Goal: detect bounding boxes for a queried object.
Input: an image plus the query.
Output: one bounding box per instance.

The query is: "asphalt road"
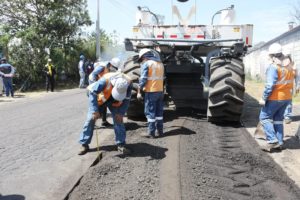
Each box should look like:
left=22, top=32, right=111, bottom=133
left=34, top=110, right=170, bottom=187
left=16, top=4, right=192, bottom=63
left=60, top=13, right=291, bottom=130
left=0, top=89, right=108, bottom=200
left=68, top=108, right=300, bottom=200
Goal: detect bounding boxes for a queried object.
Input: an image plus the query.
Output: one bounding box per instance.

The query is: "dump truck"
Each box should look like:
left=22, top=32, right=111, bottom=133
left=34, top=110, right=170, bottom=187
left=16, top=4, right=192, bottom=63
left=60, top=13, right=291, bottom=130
left=123, top=1, right=253, bottom=122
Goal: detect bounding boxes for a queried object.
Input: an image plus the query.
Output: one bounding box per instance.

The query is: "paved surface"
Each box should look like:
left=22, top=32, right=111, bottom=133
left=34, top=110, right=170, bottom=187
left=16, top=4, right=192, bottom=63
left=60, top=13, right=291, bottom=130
left=2, top=83, right=300, bottom=199
left=0, top=89, right=114, bottom=200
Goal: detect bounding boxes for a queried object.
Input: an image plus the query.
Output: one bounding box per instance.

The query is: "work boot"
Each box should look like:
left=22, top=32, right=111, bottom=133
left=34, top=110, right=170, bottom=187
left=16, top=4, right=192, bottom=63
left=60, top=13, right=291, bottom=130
left=117, top=144, right=131, bottom=155
left=101, top=121, right=113, bottom=127
left=140, top=132, right=155, bottom=139
left=284, top=118, right=292, bottom=124
left=78, top=144, right=89, bottom=155
left=157, top=131, right=164, bottom=138
left=261, top=142, right=280, bottom=152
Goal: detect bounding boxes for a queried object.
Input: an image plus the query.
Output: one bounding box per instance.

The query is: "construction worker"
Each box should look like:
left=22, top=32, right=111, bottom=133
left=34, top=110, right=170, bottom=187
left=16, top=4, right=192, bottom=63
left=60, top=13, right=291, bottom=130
left=0, top=57, right=15, bottom=97
left=259, top=43, right=294, bottom=152
left=137, top=49, right=164, bottom=138
left=78, top=71, right=132, bottom=155
left=283, top=56, right=299, bottom=124
left=108, top=57, right=122, bottom=72
left=88, top=61, right=110, bottom=127
left=78, top=54, right=86, bottom=88
left=44, top=58, right=56, bottom=92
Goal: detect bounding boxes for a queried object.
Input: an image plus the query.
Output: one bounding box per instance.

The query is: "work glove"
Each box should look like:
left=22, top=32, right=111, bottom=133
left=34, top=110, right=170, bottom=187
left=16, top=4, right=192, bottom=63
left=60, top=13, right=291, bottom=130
left=258, top=98, right=266, bottom=106
left=137, top=93, right=143, bottom=101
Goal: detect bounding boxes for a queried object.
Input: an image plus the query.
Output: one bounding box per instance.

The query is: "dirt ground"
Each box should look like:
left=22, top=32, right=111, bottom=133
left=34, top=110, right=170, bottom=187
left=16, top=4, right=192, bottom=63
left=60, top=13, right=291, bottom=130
left=67, top=78, right=300, bottom=200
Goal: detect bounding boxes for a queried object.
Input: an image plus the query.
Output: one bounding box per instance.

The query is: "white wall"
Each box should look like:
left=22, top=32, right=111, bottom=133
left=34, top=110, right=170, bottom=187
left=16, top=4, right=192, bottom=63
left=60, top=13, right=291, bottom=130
left=244, top=30, right=300, bottom=81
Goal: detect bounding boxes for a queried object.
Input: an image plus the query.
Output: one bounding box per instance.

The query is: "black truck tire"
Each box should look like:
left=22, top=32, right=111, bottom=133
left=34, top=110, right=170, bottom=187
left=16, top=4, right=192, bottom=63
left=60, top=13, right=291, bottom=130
left=123, top=55, right=145, bottom=118
left=207, top=57, right=245, bottom=122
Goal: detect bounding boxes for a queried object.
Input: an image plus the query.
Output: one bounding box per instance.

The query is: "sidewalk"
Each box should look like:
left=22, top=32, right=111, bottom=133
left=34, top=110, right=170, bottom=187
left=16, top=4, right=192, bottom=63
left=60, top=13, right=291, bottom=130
left=243, top=79, right=300, bottom=187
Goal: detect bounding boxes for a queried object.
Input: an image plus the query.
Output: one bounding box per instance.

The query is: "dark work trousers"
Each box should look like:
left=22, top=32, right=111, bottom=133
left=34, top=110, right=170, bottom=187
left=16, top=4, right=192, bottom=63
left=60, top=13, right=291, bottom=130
left=46, top=75, right=55, bottom=92
left=102, top=105, right=108, bottom=122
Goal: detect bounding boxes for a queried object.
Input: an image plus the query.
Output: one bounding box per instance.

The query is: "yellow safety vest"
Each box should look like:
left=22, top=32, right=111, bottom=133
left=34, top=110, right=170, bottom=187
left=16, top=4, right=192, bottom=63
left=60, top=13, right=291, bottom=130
left=46, top=63, right=53, bottom=76
left=144, top=60, right=164, bottom=92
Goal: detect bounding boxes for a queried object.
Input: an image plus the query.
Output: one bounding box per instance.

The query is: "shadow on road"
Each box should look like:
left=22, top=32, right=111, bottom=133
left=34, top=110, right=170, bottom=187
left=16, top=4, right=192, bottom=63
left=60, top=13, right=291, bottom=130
left=284, top=135, right=300, bottom=150
left=0, top=194, right=25, bottom=200
left=242, top=93, right=261, bottom=128
left=125, top=122, right=147, bottom=131
left=292, top=115, right=300, bottom=123
left=90, top=142, right=168, bottom=160
left=163, top=126, right=196, bottom=137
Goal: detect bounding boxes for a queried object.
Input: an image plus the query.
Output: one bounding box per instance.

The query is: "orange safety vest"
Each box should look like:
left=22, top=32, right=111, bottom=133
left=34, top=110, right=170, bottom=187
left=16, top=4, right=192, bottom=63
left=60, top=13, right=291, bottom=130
left=268, top=64, right=294, bottom=101
left=144, top=60, right=164, bottom=92
left=93, top=72, right=130, bottom=107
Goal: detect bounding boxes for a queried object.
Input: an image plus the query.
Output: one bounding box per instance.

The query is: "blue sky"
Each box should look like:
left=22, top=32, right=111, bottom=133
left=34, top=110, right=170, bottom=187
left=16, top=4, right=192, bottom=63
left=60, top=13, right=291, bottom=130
left=87, top=0, right=298, bottom=45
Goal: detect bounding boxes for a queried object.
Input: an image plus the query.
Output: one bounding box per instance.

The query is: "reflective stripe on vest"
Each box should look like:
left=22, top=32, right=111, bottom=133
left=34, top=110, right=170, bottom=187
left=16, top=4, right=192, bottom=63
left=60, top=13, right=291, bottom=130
left=268, top=65, right=294, bottom=101
left=144, top=60, right=164, bottom=92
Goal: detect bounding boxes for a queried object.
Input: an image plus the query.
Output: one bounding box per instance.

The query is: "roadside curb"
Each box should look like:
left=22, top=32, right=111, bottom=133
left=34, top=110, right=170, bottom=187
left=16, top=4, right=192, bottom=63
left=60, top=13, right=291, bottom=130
left=63, top=152, right=103, bottom=200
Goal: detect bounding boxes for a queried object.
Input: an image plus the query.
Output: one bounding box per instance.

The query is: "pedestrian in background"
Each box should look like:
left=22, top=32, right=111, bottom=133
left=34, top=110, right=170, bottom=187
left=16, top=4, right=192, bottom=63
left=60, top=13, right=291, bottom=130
left=78, top=71, right=132, bottom=155
left=88, top=61, right=111, bottom=127
left=137, top=49, right=164, bottom=138
left=86, top=60, right=94, bottom=79
left=259, top=43, right=294, bottom=152
left=78, top=54, right=86, bottom=88
left=0, top=57, right=15, bottom=97
left=0, top=72, right=3, bottom=96
left=44, top=58, right=56, bottom=92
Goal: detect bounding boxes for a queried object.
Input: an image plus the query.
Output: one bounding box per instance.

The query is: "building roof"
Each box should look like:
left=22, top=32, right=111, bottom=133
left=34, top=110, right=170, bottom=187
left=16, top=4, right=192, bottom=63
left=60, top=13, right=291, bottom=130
left=248, top=24, right=300, bottom=53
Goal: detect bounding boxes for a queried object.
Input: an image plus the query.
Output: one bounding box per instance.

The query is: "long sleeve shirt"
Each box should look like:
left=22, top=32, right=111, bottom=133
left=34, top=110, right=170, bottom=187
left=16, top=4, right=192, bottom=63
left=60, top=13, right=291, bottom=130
left=0, top=63, right=15, bottom=78
left=139, top=54, right=162, bottom=89
left=262, top=64, right=278, bottom=101
left=88, top=78, right=132, bottom=115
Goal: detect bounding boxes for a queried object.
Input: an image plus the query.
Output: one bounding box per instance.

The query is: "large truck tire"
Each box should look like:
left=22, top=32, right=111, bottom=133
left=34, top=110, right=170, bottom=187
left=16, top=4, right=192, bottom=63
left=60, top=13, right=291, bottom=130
left=207, top=57, right=245, bottom=122
left=123, top=55, right=145, bottom=118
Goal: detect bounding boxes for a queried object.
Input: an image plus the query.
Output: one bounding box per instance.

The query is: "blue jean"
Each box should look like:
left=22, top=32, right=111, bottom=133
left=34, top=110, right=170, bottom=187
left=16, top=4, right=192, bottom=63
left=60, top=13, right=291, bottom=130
left=79, top=100, right=129, bottom=146
left=79, top=71, right=85, bottom=88
left=144, top=92, right=164, bottom=135
left=259, top=100, right=291, bottom=145
left=284, top=101, right=292, bottom=119
left=3, top=77, right=14, bottom=97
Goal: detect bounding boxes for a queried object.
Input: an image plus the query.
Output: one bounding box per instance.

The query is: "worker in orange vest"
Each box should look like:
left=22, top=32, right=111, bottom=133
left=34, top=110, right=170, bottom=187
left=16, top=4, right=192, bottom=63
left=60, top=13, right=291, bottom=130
left=259, top=43, right=294, bottom=152
left=78, top=71, right=132, bottom=155
left=137, top=49, right=164, bottom=138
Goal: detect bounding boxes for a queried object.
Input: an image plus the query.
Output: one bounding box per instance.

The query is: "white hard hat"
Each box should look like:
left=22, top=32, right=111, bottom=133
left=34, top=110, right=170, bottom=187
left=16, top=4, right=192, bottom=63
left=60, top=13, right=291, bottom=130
left=111, top=78, right=129, bottom=101
left=268, top=43, right=282, bottom=55
left=138, top=48, right=152, bottom=61
left=48, top=58, right=52, bottom=62
left=110, top=57, right=121, bottom=69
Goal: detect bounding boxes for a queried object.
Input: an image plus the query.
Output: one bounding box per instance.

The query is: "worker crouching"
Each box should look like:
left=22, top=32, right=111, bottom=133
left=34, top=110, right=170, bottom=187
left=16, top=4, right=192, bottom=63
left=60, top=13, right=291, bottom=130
left=78, top=72, right=132, bottom=155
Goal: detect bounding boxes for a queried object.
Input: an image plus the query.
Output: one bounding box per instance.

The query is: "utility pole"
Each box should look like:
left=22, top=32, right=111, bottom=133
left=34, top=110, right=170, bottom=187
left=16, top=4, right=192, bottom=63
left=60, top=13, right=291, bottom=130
left=96, top=0, right=101, bottom=60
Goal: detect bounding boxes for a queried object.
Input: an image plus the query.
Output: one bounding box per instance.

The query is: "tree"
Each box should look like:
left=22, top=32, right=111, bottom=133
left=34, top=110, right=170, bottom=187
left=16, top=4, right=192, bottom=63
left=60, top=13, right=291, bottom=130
left=291, top=0, right=300, bottom=23
left=0, top=0, right=92, bottom=87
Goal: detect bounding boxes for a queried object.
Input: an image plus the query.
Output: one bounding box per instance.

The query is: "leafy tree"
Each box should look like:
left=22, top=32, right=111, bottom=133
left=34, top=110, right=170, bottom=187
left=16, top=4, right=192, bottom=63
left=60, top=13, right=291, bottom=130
left=0, top=0, right=92, bottom=88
